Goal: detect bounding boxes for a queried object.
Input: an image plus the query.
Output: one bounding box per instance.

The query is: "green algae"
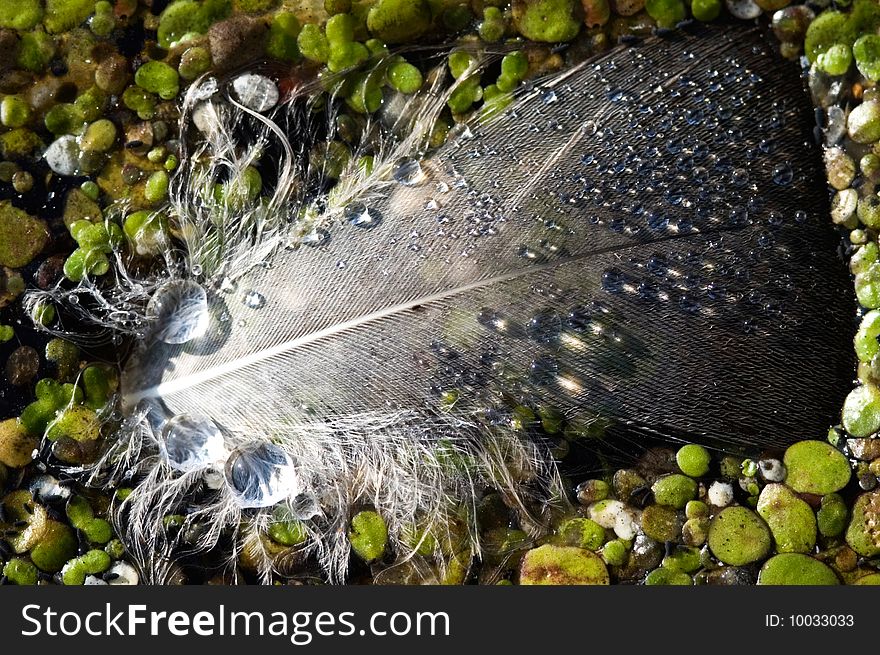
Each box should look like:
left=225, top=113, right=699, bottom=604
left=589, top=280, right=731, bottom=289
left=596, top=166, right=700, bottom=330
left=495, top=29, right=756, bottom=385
left=520, top=544, right=610, bottom=585
left=0, top=201, right=49, bottom=269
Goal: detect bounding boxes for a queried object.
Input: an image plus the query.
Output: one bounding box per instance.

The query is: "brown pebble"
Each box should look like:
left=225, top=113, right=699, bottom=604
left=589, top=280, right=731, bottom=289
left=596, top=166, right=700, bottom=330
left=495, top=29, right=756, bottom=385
left=849, top=438, right=880, bottom=461
left=34, top=254, right=66, bottom=290
left=94, top=53, right=130, bottom=95
left=5, top=346, right=40, bottom=386
left=208, top=16, right=269, bottom=74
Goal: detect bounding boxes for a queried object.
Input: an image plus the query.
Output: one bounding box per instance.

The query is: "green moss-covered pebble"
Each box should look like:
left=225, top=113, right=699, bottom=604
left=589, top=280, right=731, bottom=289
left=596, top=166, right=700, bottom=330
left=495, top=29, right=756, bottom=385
left=641, top=504, right=681, bottom=542
left=29, top=521, right=78, bottom=572
left=1, top=96, right=31, bottom=129
left=0, top=0, right=43, bottom=30
left=266, top=13, right=300, bottom=62
left=512, top=0, right=580, bottom=43
left=817, top=43, right=853, bottom=76
left=854, top=34, right=880, bottom=82
left=367, top=0, right=432, bottom=44
left=645, top=567, right=692, bottom=585
left=645, top=0, right=686, bottom=28
left=520, top=544, right=609, bottom=585
left=297, top=23, right=329, bottom=62
left=80, top=119, right=117, bottom=153
left=708, top=506, right=772, bottom=566
left=124, top=210, right=169, bottom=256
left=17, top=31, right=56, bottom=73
left=135, top=61, right=181, bottom=101
left=349, top=510, right=387, bottom=562
left=3, top=557, right=38, bottom=585
left=0, top=201, right=49, bottom=269
left=845, top=490, right=880, bottom=557
left=690, top=0, right=720, bottom=21
left=44, top=104, right=84, bottom=136
left=178, top=47, right=212, bottom=81
left=388, top=61, right=423, bottom=94
left=144, top=170, right=170, bottom=204
left=676, top=444, right=710, bottom=477
left=600, top=538, right=628, bottom=566
left=44, top=0, right=94, bottom=33
left=757, top=554, right=840, bottom=585
left=817, top=493, right=849, bottom=537
left=651, top=473, right=697, bottom=509
left=556, top=517, right=606, bottom=551
left=756, top=483, right=817, bottom=554
left=783, top=440, right=852, bottom=493
left=848, top=101, right=880, bottom=144
left=268, top=519, right=308, bottom=546
left=0, top=418, right=37, bottom=468
left=803, top=10, right=848, bottom=64
left=662, top=546, right=701, bottom=573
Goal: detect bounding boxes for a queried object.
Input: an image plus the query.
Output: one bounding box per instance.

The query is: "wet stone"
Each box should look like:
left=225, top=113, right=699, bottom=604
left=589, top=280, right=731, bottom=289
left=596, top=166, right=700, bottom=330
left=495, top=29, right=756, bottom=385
left=0, top=201, right=49, bottom=268
left=783, top=440, right=851, bottom=495
left=4, top=346, right=39, bottom=386
left=757, top=554, right=839, bottom=585
left=845, top=490, right=880, bottom=557
left=520, top=544, right=610, bottom=585
left=756, top=483, right=817, bottom=553
left=231, top=74, right=279, bottom=113
left=708, top=506, right=772, bottom=566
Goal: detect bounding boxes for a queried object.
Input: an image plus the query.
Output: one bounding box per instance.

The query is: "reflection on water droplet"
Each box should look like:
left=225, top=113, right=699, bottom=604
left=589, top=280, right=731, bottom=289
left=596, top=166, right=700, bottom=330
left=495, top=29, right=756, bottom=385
left=146, top=279, right=209, bottom=345
left=299, top=228, right=330, bottom=247
left=225, top=442, right=298, bottom=508
left=345, top=203, right=383, bottom=229
left=219, top=277, right=237, bottom=294
left=162, top=414, right=227, bottom=472
left=392, top=158, right=425, bottom=186
left=242, top=290, right=266, bottom=309
left=771, top=162, right=793, bottom=186
left=530, top=357, right=558, bottom=385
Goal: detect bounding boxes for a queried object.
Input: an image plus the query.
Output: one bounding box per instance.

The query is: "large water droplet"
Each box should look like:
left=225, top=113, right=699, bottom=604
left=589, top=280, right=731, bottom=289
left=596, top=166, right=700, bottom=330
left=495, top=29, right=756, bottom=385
left=345, top=203, right=383, bottom=229
left=162, top=414, right=227, bottom=472
left=771, top=162, right=793, bottom=186
left=146, top=279, right=209, bottom=345
left=392, top=158, right=426, bottom=186
left=242, top=290, right=266, bottom=309
left=225, top=442, right=298, bottom=508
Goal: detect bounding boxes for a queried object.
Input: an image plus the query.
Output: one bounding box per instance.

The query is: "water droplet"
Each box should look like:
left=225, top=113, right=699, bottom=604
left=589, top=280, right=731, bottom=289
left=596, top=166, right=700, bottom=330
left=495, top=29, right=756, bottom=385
left=146, top=279, right=209, bottom=345
left=541, top=89, right=558, bottom=104
left=231, top=73, right=279, bottom=113
left=162, top=414, right=227, bottom=472
left=771, top=162, right=793, bottom=186
left=530, top=356, right=559, bottom=385
left=219, top=277, right=237, bottom=294
left=345, top=203, right=383, bottom=229
left=527, top=310, right=562, bottom=344
left=242, top=290, right=266, bottom=309
left=392, top=158, right=425, bottom=186
left=299, top=228, right=330, bottom=247
left=225, top=442, right=299, bottom=509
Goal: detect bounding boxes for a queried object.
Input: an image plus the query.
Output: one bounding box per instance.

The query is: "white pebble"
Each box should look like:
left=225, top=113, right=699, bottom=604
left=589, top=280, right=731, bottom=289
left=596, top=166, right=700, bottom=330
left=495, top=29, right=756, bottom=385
left=44, top=135, right=81, bottom=177
left=708, top=481, right=734, bottom=507
left=106, top=561, right=139, bottom=586
left=758, top=458, right=786, bottom=483
left=84, top=575, right=108, bottom=586
left=232, top=74, right=279, bottom=113
left=725, top=0, right=761, bottom=19
left=192, top=100, right=229, bottom=135
left=588, top=499, right=626, bottom=529
left=613, top=508, right=641, bottom=540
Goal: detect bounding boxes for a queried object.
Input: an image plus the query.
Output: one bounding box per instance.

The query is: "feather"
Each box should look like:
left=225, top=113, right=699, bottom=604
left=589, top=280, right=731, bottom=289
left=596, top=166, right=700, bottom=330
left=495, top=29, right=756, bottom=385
left=69, top=23, right=855, bottom=582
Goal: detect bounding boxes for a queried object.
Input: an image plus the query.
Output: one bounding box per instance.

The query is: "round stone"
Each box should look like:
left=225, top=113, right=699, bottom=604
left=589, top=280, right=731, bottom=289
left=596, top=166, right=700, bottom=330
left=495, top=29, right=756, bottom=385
left=708, top=506, right=772, bottom=566
left=161, top=414, right=227, bottom=472
left=225, top=442, right=298, bottom=508
left=44, top=135, right=81, bottom=177
left=783, top=440, right=851, bottom=494
left=146, top=279, right=209, bottom=345
left=231, top=74, right=279, bottom=113
left=757, top=554, right=839, bottom=585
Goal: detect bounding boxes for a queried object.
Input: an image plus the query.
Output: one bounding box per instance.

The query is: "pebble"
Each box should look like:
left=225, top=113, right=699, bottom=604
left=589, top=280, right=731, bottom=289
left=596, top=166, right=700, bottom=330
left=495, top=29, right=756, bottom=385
left=845, top=490, right=880, bottom=557
left=231, top=74, right=279, bottom=113
left=824, top=146, right=855, bottom=190
left=105, top=561, right=139, bottom=585
left=651, top=474, right=697, bottom=508
left=44, top=135, right=81, bottom=176
left=783, top=440, right=851, bottom=495
left=757, top=458, right=786, bottom=482
left=520, top=544, right=609, bottom=585
left=757, top=553, right=840, bottom=585
left=5, top=346, right=40, bottom=386
left=756, top=483, right=817, bottom=553
left=831, top=188, right=858, bottom=225
left=707, top=480, right=734, bottom=506
left=708, top=506, right=772, bottom=566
